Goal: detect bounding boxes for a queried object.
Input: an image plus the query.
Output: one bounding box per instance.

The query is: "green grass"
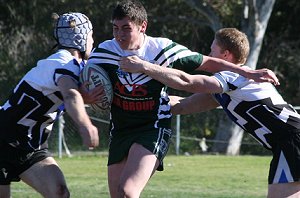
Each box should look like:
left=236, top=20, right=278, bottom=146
left=10, top=154, right=270, bottom=198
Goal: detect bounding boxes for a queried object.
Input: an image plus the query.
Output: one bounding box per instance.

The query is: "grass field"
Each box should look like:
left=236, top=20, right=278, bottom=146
left=11, top=154, right=271, bottom=198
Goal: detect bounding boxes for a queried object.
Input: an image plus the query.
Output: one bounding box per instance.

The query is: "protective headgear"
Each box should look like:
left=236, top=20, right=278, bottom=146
left=54, top=12, right=93, bottom=52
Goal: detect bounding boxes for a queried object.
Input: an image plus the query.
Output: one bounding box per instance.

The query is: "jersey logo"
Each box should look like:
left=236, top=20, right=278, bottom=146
left=1, top=168, right=8, bottom=179
left=119, top=73, right=152, bottom=92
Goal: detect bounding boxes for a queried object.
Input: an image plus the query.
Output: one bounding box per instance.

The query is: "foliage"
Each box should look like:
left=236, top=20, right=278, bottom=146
left=258, top=0, right=300, bottom=104
left=1, top=0, right=299, bottom=154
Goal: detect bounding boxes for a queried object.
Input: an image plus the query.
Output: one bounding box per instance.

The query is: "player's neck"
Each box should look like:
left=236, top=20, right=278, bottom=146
left=68, top=49, right=83, bottom=63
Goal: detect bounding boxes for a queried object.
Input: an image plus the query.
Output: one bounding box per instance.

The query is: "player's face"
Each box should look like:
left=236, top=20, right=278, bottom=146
left=209, top=39, right=225, bottom=60
left=113, top=16, right=147, bottom=50
left=84, top=30, right=94, bottom=60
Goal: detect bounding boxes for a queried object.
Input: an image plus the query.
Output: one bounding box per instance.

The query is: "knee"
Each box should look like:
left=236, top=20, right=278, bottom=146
left=46, top=184, right=69, bottom=198
left=57, top=184, right=70, bottom=198
left=118, top=184, right=140, bottom=198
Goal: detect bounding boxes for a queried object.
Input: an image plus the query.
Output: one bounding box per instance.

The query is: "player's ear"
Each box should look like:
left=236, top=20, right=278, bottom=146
left=223, top=50, right=231, bottom=61
left=140, top=21, right=147, bottom=33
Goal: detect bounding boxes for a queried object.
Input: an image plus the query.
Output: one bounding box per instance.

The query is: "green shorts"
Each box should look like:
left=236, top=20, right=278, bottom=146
left=108, top=127, right=172, bottom=171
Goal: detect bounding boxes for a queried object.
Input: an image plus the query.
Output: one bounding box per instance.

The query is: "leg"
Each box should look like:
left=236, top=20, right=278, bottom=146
left=19, top=157, right=70, bottom=198
left=108, top=158, right=126, bottom=198
left=268, top=182, right=300, bottom=198
left=0, top=185, right=10, bottom=198
left=119, top=143, right=159, bottom=198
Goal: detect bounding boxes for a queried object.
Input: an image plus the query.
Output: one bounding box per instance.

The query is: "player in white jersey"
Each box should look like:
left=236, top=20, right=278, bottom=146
left=120, top=28, right=300, bottom=198
left=89, top=0, right=279, bottom=197
left=0, top=13, right=99, bottom=198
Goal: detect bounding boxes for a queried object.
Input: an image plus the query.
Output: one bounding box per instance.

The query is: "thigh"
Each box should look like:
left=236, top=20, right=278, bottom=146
left=268, top=182, right=300, bottom=198
left=108, top=158, right=126, bottom=198
left=136, top=127, right=172, bottom=171
left=20, top=157, right=69, bottom=198
left=120, top=143, right=159, bottom=193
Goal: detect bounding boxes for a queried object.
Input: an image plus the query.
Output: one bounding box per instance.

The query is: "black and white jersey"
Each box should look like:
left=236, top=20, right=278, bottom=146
left=0, top=50, right=81, bottom=151
left=88, top=35, right=202, bottom=134
left=213, top=68, right=300, bottom=150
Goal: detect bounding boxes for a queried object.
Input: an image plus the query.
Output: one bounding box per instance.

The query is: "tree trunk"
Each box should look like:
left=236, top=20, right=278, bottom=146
left=211, top=115, right=244, bottom=155
left=211, top=0, right=276, bottom=155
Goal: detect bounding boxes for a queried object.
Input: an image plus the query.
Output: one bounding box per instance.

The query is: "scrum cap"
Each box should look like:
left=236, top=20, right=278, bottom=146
left=54, top=12, right=92, bottom=52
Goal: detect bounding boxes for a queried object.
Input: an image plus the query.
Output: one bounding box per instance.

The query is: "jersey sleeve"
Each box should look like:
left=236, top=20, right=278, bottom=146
left=172, top=52, right=203, bottom=73
left=158, top=42, right=203, bottom=73
left=53, top=59, right=81, bottom=86
left=213, top=71, right=250, bottom=93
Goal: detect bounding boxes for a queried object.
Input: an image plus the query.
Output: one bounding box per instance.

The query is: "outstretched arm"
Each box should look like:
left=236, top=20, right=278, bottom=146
left=57, top=76, right=99, bottom=149
left=199, top=55, right=279, bottom=85
left=119, top=56, right=223, bottom=94
left=170, top=93, right=219, bottom=115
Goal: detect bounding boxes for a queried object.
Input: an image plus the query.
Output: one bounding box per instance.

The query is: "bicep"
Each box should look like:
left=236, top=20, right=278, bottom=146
left=187, top=75, right=223, bottom=93
left=57, top=76, right=79, bottom=98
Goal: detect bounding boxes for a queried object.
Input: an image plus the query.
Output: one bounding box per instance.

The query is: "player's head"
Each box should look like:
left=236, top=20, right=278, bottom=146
left=112, top=0, right=147, bottom=26
left=53, top=12, right=93, bottom=57
left=209, top=28, right=249, bottom=64
left=112, top=0, right=147, bottom=50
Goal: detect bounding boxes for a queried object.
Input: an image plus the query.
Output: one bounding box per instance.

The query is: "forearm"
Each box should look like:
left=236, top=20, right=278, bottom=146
left=199, top=56, right=247, bottom=76
left=63, top=89, right=92, bottom=126
left=199, top=56, right=279, bottom=85
left=141, top=61, right=195, bottom=91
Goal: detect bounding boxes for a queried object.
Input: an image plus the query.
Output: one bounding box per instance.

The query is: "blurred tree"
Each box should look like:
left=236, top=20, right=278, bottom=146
left=0, top=0, right=299, bottom=155
left=179, top=0, right=276, bottom=155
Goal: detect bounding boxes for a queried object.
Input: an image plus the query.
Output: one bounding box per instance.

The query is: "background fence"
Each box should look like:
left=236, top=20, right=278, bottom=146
left=48, top=105, right=298, bottom=157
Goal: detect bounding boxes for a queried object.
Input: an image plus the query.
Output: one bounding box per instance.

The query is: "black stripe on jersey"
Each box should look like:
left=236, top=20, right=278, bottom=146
left=7, top=81, right=59, bottom=149
left=228, top=82, right=238, bottom=91
left=90, top=48, right=121, bottom=59
left=53, top=69, right=79, bottom=86
left=53, top=91, right=63, bottom=101
left=127, top=73, right=150, bottom=84
left=214, top=93, right=236, bottom=121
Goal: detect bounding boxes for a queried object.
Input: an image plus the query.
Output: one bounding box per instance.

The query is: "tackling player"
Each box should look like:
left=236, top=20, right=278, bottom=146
left=0, top=12, right=99, bottom=198
left=120, top=28, right=300, bottom=198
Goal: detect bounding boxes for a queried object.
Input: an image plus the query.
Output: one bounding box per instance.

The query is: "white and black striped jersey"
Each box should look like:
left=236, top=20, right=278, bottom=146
left=88, top=35, right=203, bottom=134
left=0, top=50, right=81, bottom=151
left=213, top=68, right=300, bottom=150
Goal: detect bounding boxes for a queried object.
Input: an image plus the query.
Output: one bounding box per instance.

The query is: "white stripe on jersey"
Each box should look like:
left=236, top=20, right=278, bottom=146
left=161, top=50, right=199, bottom=68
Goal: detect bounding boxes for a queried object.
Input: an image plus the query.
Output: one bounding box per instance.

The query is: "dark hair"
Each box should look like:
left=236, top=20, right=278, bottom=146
left=112, top=0, right=147, bottom=25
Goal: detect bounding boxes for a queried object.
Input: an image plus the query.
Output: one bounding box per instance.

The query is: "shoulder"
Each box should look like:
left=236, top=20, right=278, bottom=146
left=46, top=50, right=74, bottom=65
left=147, top=36, right=173, bottom=45
left=96, top=39, right=119, bottom=50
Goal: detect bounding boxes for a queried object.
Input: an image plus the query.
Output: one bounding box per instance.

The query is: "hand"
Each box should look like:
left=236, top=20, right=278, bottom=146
left=246, top=68, right=280, bottom=85
left=79, top=81, right=105, bottom=104
left=79, top=124, right=99, bottom=149
left=119, top=55, right=145, bottom=73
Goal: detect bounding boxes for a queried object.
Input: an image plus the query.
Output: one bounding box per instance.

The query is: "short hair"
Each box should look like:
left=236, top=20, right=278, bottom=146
left=215, top=28, right=250, bottom=64
left=112, top=0, right=147, bottom=25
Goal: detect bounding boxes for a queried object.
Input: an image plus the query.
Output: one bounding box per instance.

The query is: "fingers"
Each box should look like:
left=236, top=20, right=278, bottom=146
left=263, top=69, right=280, bottom=86
left=86, top=127, right=99, bottom=149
